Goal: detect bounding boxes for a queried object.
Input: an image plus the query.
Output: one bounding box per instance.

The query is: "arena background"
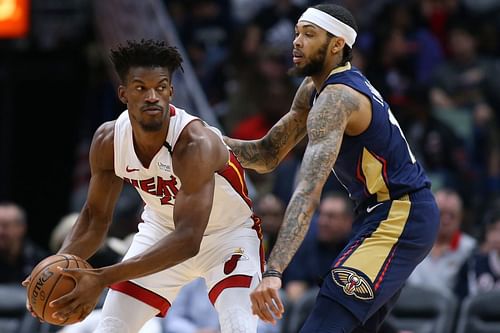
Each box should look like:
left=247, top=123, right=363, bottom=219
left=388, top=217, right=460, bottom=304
left=2, top=1, right=500, bottom=332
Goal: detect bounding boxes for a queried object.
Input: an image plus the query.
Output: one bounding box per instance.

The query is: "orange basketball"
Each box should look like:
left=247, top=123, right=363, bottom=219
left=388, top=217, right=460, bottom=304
left=27, top=253, right=92, bottom=325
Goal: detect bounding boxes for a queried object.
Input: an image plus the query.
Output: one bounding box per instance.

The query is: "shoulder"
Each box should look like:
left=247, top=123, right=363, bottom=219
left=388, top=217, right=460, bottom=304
left=91, top=121, right=116, bottom=152
left=173, top=120, right=228, bottom=174
left=318, top=84, right=362, bottom=107
left=89, top=120, right=116, bottom=170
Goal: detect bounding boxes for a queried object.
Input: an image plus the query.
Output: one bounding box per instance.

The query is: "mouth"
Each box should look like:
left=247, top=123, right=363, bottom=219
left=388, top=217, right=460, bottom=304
left=292, top=50, right=304, bottom=64
left=142, top=106, right=163, bottom=114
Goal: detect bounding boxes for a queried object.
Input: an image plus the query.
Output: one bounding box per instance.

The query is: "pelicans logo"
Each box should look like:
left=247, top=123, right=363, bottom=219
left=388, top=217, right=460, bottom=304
left=332, top=268, right=374, bottom=300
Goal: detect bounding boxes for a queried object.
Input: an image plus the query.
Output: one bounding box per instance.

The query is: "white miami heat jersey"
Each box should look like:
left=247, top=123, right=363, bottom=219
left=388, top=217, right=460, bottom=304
left=114, top=105, right=254, bottom=233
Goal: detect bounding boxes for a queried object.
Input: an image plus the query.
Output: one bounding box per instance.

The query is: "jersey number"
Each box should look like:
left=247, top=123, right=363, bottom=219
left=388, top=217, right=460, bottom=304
left=388, top=109, right=416, bottom=163
left=364, top=79, right=416, bottom=163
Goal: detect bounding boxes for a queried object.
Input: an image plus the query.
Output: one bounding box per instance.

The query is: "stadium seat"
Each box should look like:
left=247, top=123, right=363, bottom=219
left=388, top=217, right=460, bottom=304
left=455, top=290, right=500, bottom=333
left=0, top=284, right=29, bottom=333
left=388, top=284, right=458, bottom=333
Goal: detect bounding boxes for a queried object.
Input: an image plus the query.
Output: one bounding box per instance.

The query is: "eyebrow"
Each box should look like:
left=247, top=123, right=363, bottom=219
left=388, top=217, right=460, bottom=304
left=296, top=23, right=319, bottom=30
left=130, top=78, right=169, bottom=84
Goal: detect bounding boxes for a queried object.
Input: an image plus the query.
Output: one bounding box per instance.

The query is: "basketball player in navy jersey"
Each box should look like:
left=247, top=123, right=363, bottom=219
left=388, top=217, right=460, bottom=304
left=224, top=4, right=440, bottom=332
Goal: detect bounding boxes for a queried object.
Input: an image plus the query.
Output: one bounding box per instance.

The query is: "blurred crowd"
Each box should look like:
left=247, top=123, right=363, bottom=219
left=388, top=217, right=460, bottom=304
left=2, top=0, right=500, bottom=332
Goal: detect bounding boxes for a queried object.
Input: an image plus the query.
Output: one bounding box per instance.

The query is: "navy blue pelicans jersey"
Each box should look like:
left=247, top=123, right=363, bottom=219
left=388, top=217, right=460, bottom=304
left=311, top=63, right=431, bottom=206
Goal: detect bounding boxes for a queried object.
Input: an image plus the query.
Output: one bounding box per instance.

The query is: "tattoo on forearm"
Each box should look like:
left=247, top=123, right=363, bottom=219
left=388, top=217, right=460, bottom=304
left=225, top=79, right=313, bottom=172
left=267, top=86, right=359, bottom=272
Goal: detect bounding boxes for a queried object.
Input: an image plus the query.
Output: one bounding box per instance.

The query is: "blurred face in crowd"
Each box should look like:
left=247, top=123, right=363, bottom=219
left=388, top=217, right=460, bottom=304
left=0, top=204, right=26, bottom=258
left=449, top=28, right=476, bottom=62
left=291, top=22, right=333, bottom=76
left=256, top=194, right=284, bottom=236
left=317, top=196, right=352, bottom=244
left=485, top=220, right=500, bottom=252
left=435, top=191, right=463, bottom=239
left=119, top=66, right=173, bottom=132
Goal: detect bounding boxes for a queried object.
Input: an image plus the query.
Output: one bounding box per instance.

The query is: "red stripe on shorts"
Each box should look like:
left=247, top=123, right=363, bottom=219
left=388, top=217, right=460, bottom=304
left=208, top=274, right=252, bottom=305
left=109, top=281, right=171, bottom=317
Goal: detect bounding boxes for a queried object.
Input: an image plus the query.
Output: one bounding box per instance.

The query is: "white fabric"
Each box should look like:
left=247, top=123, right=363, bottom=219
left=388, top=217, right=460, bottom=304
left=298, top=7, right=357, bottom=47
left=122, top=222, right=261, bottom=302
left=215, top=285, right=259, bottom=333
left=407, top=233, right=477, bottom=293
left=114, top=105, right=253, bottom=234
left=94, top=291, right=162, bottom=333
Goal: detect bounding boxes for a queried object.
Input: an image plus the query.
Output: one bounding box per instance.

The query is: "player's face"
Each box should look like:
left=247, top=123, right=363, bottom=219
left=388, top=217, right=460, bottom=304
left=290, top=22, right=331, bottom=77
left=119, top=66, right=173, bottom=132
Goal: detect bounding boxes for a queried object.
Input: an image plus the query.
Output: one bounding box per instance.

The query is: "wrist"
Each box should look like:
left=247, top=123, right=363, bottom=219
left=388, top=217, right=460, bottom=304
left=262, top=269, right=282, bottom=279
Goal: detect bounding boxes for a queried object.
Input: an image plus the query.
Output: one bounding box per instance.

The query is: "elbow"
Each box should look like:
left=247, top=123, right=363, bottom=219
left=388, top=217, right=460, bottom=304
left=185, top=242, right=201, bottom=258
left=181, top=235, right=202, bottom=259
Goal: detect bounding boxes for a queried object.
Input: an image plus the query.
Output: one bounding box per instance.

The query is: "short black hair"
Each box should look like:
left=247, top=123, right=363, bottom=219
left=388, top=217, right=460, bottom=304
left=313, top=4, right=358, bottom=65
left=110, top=39, right=183, bottom=83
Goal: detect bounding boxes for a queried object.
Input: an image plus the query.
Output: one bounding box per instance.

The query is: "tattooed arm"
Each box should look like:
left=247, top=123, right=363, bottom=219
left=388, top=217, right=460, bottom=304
left=224, top=77, right=314, bottom=173
left=266, top=84, right=360, bottom=273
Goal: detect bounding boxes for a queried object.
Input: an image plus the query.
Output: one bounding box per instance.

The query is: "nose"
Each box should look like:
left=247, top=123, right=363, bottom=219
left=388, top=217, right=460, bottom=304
left=145, top=88, right=159, bottom=103
left=293, top=35, right=302, bottom=48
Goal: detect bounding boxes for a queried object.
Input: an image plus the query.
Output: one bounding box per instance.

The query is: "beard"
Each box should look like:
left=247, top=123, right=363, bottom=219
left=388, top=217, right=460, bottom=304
left=139, top=120, right=163, bottom=132
left=133, top=109, right=166, bottom=132
left=288, top=40, right=329, bottom=77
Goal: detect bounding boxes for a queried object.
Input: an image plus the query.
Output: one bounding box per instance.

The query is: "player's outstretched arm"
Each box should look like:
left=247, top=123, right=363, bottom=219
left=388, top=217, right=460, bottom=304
left=224, top=77, right=314, bottom=173
left=250, top=84, right=360, bottom=323
left=267, top=84, right=358, bottom=272
left=58, top=121, right=123, bottom=259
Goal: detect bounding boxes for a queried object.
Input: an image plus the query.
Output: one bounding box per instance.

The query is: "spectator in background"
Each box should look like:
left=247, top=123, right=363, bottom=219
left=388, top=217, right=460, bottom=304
left=49, top=212, right=127, bottom=268
left=429, top=20, right=500, bottom=200
left=408, top=188, right=477, bottom=294
left=254, top=194, right=285, bottom=260
left=250, top=0, right=304, bottom=56
left=403, top=88, right=469, bottom=193
left=163, top=277, right=220, bottom=333
left=0, top=202, right=48, bottom=284
left=454, top=208, right=500, bottom=300
left=283, top=191, right=353, bottom=303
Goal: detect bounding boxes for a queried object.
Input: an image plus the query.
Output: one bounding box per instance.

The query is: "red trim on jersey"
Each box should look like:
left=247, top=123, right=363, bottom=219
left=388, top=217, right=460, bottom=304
left=356, top=154, right=369, bottom=197
left=374, top=243, right=398, bottom=290
left=334, top=239, right=362, bottom=267
left=371, top=151, right=389, bottom=188
left=109, top=281, right=171, bottom=317
left=208, top=275, right=252, bottom=305
left=217, top=152, right=252, bottom=208
left=251, top=215, right=266, bottom=273
left=169, top=104, right=176, bottom=116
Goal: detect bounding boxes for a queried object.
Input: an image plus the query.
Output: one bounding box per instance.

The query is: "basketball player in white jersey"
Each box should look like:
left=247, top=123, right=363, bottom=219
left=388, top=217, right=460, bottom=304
left=23, top=39, right=262, bottom=333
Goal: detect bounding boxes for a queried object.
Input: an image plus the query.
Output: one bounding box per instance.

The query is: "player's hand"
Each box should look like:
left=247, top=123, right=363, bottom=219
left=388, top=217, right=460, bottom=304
left=21, top=275, right=44, bottom=322
left=250, top=276, right=284, bottom=324
left=50, top=268, right=103, bottom=322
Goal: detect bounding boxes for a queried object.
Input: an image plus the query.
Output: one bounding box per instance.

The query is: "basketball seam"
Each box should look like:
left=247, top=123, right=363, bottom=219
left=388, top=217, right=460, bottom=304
left=28, top=256, right=70, bottom=308
left=41, top=256, right=70, bottom=323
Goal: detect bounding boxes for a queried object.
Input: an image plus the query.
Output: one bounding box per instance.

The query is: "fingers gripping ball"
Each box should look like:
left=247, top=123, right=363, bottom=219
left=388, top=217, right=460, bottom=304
left=27, top=254, right=92, bottom=325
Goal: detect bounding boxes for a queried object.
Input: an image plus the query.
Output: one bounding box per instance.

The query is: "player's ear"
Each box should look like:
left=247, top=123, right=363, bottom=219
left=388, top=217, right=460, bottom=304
left=169, top=85, right=174, bottom=102
left=331, top=37, right=346, bottom=55
left=118, top=85, right=127, bottom=104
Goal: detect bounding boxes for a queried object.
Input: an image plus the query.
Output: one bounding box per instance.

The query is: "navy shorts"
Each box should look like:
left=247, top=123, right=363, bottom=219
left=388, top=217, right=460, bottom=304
left=305, top=188, right=439, bottom=329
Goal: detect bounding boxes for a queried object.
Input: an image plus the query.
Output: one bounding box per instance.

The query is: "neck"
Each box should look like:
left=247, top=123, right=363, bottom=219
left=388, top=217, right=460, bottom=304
left=132, top=123, right=170, bottom=165
left=311, top=60, right=350, bottom=91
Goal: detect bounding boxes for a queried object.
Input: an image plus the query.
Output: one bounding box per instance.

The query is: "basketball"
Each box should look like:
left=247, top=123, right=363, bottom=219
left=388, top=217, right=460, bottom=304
left=27, top=253, right=92, bottom=325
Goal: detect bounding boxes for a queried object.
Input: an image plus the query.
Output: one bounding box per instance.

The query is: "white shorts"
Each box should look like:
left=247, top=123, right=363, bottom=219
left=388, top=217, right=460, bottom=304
left=109, top=219, right=263, bottom=316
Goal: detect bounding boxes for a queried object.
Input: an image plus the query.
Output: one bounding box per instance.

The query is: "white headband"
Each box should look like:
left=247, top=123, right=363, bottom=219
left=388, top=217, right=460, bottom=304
left=298, top=7, right=357, bottom=47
